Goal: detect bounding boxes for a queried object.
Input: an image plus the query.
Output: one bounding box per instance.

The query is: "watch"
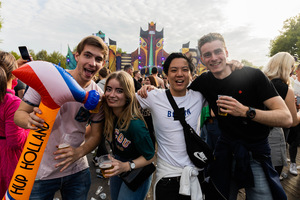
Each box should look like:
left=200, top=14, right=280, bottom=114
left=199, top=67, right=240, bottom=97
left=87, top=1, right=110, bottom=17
left=246, top=107, right=256, bottom=119
left=129, top=161, right=135, bottom=171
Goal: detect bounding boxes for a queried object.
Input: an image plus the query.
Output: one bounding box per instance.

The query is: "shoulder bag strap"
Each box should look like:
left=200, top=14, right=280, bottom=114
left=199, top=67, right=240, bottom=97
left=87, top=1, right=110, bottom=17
left=165, top=90, right=187, bottom=126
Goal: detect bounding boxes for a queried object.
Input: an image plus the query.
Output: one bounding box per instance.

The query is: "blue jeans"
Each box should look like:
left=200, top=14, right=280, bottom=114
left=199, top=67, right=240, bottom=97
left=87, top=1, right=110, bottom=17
left=29, top=168, right=91, bottom=200
left=201, top=118, right=222, bottom=150
left=229, top=157, right=273, bottom=200
left=110, top=174, right=152, bottom=200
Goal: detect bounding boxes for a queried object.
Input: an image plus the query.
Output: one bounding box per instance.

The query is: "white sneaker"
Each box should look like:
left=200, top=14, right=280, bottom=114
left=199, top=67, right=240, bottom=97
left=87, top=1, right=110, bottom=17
left=289, top=163, right=298, bottom=175
left=92, top=156, right=100, bottom=167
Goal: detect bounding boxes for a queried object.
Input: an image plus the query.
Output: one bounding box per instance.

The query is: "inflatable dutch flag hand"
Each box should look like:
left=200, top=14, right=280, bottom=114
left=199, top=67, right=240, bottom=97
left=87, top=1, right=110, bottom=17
left=3, top=61, right=99, bottom=200
left=12, top=61, right=100, bottom=110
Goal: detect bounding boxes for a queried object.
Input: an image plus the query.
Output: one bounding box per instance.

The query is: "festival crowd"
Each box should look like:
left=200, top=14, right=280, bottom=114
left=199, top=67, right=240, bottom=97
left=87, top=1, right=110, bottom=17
left=1, top=33, right=300, bottom=200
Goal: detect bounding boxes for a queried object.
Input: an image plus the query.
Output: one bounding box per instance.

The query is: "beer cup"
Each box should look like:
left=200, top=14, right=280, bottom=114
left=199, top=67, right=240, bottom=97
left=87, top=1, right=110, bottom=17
left=99, top=154, right=113, bottom=178
left=218, top=95, right=231, bottom=116
left=58, top=134, right=71, bottom=149
left=58, top=143, right=70, bottom=150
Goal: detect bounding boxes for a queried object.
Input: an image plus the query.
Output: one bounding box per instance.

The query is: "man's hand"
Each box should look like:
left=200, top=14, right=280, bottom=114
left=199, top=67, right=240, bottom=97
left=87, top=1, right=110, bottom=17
left=54, top=146, right=81, bottom=172
left=216, top=96, right=248, bottom=117
left=137, top=85, right=156, bottom=98
left=27, top=107, right=45, bottom=129
left=227, top=60, right=244, bottom=71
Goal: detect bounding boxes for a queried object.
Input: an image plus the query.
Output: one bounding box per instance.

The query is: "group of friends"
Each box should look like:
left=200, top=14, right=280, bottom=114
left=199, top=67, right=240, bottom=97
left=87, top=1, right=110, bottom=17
left=0, top=32, right=299, bottom=200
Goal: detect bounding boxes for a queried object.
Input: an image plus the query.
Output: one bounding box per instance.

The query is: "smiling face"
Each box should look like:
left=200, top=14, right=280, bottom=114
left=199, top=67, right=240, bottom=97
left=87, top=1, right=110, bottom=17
left=200, top=40, right=230, bottom=79
left=105, top=78, right=127, bottom=117
left=74, top=44, right=105, bottom=87
left=167, top=58, right=192, bottom=97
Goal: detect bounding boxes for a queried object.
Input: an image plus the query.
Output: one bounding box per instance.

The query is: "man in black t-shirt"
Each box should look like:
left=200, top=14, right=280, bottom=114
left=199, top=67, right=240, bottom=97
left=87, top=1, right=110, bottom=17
left=189, top=33, right=292, bottom=200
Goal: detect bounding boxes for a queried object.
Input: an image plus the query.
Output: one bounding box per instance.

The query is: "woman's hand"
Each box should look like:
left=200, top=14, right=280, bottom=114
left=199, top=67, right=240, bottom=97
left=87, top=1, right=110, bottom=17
left=103, top=157, right=130, bottom=177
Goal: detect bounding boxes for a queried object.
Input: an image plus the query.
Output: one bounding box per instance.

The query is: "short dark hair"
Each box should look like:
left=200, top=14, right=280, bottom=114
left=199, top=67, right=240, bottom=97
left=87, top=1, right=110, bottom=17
left=198, top=33, right=226, bottom=55
left=124, top=65, right=133, bottom=72
left=76, top=35, right=108, bottom=60
left=133, top=70, right=140, bottom=77
left=99, top=67, right=110, bottom=78
left=162, top=53, right=194, bottom=76
left=152, top=66, right=158, bottom=74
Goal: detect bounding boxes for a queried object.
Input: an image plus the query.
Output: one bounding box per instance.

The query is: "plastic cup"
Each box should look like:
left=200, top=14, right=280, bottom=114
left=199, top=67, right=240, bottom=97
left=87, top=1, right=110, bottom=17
left=99, top=154, right=113, bottom=178
left=58, top=143, right=70, bottom=150
left=218, top=95, right=230, bottom=116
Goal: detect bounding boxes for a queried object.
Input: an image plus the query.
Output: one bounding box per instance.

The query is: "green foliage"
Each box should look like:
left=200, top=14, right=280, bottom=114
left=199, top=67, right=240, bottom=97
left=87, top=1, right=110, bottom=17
left=269, top=14, right=300, bottom=58
left=36, top=50, right=48, bottom=61
left=241, top=59, right=263, bottom=70
left=10, top=51, right=20, bottom=60
left=29, top=49, right=37, bottom=60
left=48, top=51, right=66, bottom=68
left=11, top=49, right=67, bottom=69
left=117, top=48, right=126, bottom=54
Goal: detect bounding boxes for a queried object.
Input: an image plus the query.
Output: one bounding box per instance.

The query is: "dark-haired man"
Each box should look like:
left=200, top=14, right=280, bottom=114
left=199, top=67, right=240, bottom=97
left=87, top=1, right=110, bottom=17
left=152, top=66, right=165, bottom=88
left=137, top=53, right=206, bottom=199
left=124, top=65, right=141, bottom=92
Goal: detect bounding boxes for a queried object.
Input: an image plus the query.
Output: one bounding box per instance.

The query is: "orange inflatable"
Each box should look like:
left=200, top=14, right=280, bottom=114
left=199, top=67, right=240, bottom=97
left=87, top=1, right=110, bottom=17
left=3, top=61, right=99, bottom=200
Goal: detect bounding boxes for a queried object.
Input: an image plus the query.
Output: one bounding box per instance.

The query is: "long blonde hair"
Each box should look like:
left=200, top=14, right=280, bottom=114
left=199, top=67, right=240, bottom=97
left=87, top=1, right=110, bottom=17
left=263, top=52, right=295, bottom=85
left=103, top=71, right=146, bottom=140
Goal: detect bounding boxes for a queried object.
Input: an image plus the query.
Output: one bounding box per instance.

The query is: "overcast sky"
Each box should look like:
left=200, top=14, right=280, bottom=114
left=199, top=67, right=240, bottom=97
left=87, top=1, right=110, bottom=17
left=1, top=0, right=299, bottom=66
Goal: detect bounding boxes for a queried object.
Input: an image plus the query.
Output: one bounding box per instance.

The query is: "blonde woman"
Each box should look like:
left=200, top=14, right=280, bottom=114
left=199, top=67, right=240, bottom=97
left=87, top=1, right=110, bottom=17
left=102, top=71, right=155, bottom=200
left=263, top=52, right=300, bottom=177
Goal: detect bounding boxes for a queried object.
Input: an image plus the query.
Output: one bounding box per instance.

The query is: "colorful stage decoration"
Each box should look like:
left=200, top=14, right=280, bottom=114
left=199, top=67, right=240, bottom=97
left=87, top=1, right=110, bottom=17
left=108, top=38, right=117, bottom=72
left=65, top=22, right=204, bottom=75
left=3, top=61, right=99, bottom=200
left=181, top=41, right=207, bottom=75
left=131, top=22, right=169, bottom=74
left=66, top=45, right=77, bottom=70
left=182, top=42, right=190, bottom=55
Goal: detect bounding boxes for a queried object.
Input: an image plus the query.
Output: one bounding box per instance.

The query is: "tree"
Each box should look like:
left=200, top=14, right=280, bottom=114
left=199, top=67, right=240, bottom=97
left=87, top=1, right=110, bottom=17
left=11, top=49, right=67, bottom=69
left=29, top=49, right=37, bottom=60
left=36, top=50, right=48, bottom=61
left=10, top=51, right=20, bottom=60
left=241, top=59, right=263, bottom=70
left=117, top=48, right=126, bottom=54
left=48, top=51, right=66, bottom=68
left=269, top=14, right=300, bottom=58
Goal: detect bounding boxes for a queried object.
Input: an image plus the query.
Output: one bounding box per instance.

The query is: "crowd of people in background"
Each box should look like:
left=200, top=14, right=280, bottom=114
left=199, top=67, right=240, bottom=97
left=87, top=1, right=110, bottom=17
left=1, top=32, right=300, bottom=200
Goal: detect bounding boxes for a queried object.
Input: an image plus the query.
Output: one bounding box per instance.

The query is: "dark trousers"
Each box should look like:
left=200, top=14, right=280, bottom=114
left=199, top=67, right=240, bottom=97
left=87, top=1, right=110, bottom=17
left=156, top=177, right=191, bottom=200
left=155, top=174, right=222, bottom=200
left=288, top=124, right=300, bottom=163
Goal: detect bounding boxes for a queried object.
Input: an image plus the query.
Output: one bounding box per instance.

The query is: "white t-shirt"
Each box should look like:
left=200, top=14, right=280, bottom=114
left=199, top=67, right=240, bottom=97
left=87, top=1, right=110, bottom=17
left=136, top=89, right=205, bottom=167
left=23, top=81, right=104, bottom=180
left=293, top=79, right=300, bottom=96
